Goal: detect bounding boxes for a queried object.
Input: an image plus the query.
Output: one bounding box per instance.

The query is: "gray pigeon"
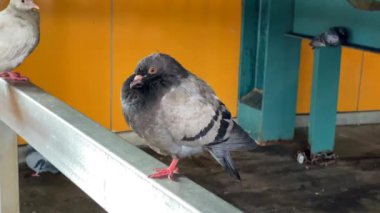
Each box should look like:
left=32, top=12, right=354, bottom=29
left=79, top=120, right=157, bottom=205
left=0, top=0, right=40, bottom=81
left=310, top=27, right=348, bottom=49
left=25, top=145, right=59, bottom=177
left=121, top=53, right=258, bottom=180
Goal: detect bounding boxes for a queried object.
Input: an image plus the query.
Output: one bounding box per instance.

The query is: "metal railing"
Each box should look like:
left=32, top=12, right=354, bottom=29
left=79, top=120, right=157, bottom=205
left=0, top=79, right=241, bottom=213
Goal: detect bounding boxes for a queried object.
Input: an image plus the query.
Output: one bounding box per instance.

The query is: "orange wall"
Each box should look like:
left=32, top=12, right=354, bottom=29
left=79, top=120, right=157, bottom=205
left=337, top=48, right=362, bottom=112
left=359, top=52, right=380, bottom=110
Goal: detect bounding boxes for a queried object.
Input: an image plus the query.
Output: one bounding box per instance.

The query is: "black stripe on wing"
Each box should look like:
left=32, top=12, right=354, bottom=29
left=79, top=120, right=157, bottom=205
left=214, top=102, right=232, bottom=142
left=182, top=111, right=219, bottom=141
left=182, top=107, right=220, bottom=142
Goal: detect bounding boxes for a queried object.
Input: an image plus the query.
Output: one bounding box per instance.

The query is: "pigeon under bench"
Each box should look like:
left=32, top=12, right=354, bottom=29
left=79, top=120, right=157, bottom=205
left=0, top=79, right=241, bottom=213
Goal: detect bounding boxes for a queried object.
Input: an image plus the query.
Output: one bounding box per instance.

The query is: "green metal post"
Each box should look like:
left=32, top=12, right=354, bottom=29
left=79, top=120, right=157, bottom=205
left=238, top=0, right=259, bottom=98
left=309, top=47, right=342, bottom=153
left=260, top=0, right=301, bottom=141
left=238, top=0, right=301, bottom=142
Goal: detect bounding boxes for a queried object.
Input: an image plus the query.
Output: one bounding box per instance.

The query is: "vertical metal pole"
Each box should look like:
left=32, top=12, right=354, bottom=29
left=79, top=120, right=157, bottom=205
left=0, top=121, right=19, bottom=213
left=309, top=47, right=342, bottom=153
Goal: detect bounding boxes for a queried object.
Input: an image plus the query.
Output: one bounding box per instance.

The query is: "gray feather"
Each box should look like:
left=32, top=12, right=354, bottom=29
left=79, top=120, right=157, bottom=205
left=310, top=27, right=348, bottom=49
left=206, top=147, right=240, bottom=180
left=205, top=122, right=257, bottom=180
left=25, top=145, right=59, bottom=175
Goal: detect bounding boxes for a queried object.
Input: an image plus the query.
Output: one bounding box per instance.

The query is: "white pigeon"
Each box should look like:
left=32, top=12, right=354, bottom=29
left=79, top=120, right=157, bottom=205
left=0, top=0, right=40, bottom=81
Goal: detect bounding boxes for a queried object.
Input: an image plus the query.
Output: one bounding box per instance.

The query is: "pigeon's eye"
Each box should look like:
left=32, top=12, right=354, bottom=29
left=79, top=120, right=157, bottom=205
left=148, top=67, right=157, bottom=75
left=21, top=0, right=25, bottom=3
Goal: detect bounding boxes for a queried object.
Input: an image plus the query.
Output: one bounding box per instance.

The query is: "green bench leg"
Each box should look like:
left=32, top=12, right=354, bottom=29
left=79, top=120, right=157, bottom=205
left=309, top=47, right=342, bottom=153
left=238, top=0, right=301, bottom=143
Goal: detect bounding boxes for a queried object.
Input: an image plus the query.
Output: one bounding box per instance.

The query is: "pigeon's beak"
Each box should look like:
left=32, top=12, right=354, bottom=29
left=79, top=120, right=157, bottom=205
left=30, top=0, right=40, bottom=10
left=130, top=75, right=144, bottom=89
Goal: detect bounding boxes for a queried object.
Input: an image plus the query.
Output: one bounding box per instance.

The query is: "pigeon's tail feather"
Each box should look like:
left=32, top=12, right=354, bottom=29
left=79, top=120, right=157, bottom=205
left=207, top=148, right=241, bottom=180
left=205, top=122, right=259, bottom=180
left=224, top=122, right=258, bottom=152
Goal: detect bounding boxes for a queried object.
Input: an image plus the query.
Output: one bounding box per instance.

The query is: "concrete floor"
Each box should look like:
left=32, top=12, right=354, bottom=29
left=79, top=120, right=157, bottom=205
left=19, top=125, right=380, bottom=213
left=19, top=165, right=105, bottom=213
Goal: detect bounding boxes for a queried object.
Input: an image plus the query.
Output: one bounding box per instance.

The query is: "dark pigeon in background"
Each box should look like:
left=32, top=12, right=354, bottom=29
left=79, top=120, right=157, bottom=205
left=310, top=27, right=348, bottom=49
left=0, top=0, right=40, bottom=81
left=121, top=53, right=258, bottom=180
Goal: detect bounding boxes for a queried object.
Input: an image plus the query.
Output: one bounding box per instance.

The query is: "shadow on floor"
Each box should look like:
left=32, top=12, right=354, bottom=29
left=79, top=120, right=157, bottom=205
left=19, top=165, right=105, bottom=213
left=20, top=125, right=380, bottom=213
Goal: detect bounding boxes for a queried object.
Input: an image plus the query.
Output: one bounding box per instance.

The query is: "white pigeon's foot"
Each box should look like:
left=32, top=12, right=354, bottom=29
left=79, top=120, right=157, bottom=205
left=0, top=71, right=29, bottom=82
left=149, top=159, right=179, bottom=181
left=0, top=71, right=7, bottom=77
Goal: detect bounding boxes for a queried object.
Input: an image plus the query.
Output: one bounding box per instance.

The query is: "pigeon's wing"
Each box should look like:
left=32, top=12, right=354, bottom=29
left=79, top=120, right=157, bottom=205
left=0, top=14, right=39, bottom=67
left=158, top=74, right=233, bottom=146
left=0, top=17, right=21, bottom=61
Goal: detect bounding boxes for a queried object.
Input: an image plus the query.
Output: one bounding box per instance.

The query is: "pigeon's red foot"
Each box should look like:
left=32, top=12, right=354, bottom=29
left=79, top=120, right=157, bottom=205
left=31, top=172, right=40, bottom=177
left=149, top=159, right=179, bottom=181
left=0, top=71, right=29, bottom=81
